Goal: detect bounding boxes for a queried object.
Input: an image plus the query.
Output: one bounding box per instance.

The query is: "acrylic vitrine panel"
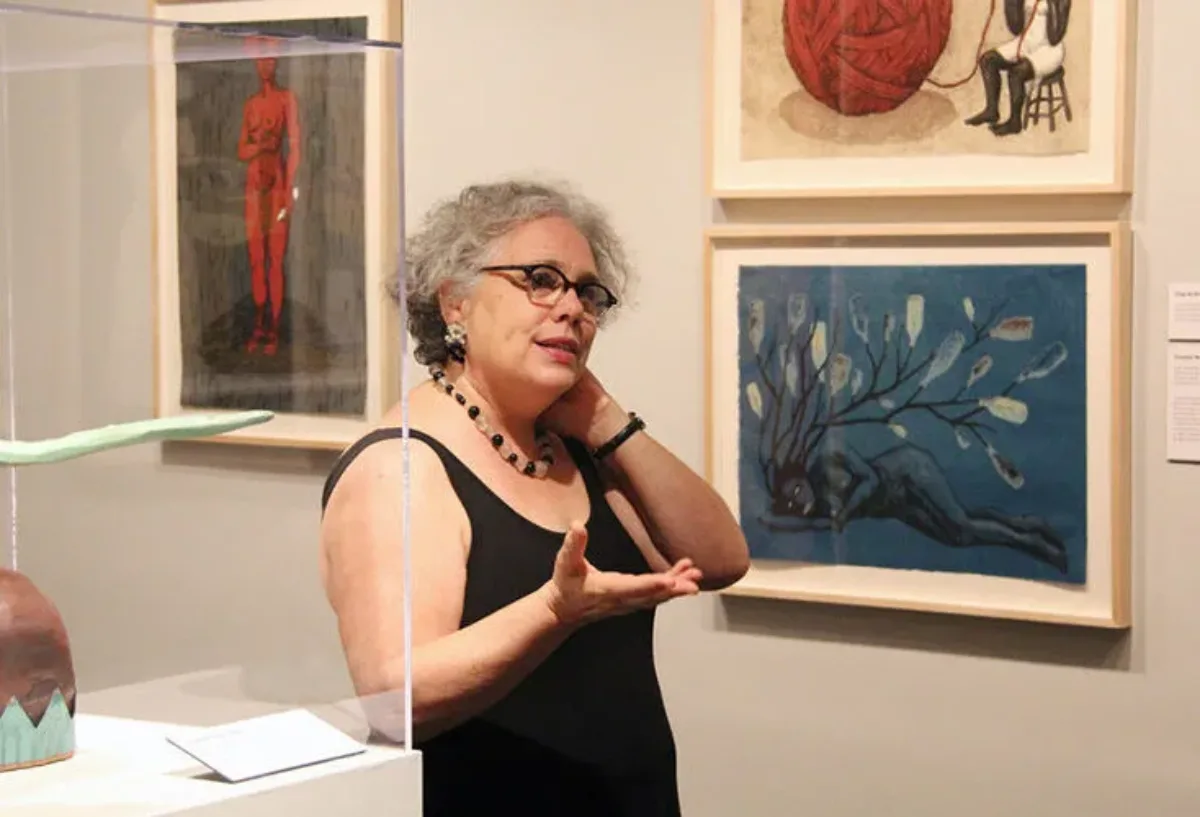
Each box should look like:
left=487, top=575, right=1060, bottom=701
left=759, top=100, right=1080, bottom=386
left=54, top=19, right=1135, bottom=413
left=0, top=4, right=416, bottom=812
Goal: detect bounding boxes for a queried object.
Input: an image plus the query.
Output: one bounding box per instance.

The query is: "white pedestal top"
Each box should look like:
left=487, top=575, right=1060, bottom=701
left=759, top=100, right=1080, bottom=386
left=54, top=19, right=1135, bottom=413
left=0, top=667, right=421, bottom=816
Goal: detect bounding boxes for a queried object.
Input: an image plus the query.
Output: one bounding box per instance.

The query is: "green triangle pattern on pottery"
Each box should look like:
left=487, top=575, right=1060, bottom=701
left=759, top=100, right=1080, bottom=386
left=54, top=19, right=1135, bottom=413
left=0, top=410, right=274, bottom=465
left=0, top=689, right=74, bottom=769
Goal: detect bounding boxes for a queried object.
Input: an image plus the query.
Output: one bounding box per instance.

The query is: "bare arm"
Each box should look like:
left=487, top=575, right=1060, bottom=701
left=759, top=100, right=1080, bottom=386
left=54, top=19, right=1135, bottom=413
left=319, top=439, right=572, bottom=741
left=585, top=404, right=751, bottom=591
left=599, top=430, right=750, bottom=589
left=411, top=590, right=569, bottom=740
left=541, top=371, right=749, bottom=590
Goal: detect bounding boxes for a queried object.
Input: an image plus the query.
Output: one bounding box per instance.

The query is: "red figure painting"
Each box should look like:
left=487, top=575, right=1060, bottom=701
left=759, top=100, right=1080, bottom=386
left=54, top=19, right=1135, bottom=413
left=172, top=16, right=370, bottom=417
left=236, top=54, right=300, bottom=356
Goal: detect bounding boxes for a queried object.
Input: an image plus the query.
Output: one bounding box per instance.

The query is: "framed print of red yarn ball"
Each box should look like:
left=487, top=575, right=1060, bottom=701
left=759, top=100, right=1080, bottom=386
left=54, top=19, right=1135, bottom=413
left=706, top=0, right=1137, bottom=199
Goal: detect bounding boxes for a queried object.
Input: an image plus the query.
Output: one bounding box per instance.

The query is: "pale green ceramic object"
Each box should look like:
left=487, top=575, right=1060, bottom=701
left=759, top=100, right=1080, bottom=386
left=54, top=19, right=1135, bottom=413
left=0, top=410, right=274, bottom=465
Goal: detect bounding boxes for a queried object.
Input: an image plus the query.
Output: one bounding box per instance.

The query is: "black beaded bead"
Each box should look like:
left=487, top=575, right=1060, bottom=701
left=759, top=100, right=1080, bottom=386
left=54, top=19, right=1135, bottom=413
left=523, top=462, right=536, bottom=475
left=467, top=406, right=480, bottom=419
left=507, top=453, right=518, bottom=463
left=455, top=392, right=466, bottom=405
left=491, top=434, right=503, bottom=447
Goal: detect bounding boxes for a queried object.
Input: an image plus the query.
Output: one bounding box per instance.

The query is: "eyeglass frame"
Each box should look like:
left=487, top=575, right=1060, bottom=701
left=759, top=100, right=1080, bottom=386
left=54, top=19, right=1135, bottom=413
left=480, top=263, right=618, bottom=318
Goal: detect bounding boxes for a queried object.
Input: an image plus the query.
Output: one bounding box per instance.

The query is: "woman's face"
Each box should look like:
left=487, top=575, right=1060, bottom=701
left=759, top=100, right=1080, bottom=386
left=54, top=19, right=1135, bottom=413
left=446, top=215, right=603, bottom=395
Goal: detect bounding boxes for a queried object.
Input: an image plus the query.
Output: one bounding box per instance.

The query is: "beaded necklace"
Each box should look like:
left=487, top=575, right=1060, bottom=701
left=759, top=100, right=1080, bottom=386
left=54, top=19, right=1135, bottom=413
left=428, top=365, right=555, bottom=478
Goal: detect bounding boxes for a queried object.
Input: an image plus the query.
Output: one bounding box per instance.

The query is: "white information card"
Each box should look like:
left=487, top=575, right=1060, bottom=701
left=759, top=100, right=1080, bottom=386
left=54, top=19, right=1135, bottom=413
left=1166, top=346, right=1200, bottom=463
left=166, top=709, right=366, bottom=783
left=1168, top=283, right=1200, bottom=341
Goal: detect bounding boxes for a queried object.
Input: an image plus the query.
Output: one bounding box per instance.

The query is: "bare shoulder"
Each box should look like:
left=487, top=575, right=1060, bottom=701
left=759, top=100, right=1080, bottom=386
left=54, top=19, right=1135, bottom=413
left=317, top=423, right=472, bottom=697
left=319, top=424, right=470, bottom=592
left=318, top=418, right=475, bottom=686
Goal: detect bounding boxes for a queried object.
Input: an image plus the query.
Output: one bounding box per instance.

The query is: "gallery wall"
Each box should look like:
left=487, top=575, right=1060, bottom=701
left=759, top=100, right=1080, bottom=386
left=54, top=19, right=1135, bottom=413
left=6, top=0, right=1198, bottom=814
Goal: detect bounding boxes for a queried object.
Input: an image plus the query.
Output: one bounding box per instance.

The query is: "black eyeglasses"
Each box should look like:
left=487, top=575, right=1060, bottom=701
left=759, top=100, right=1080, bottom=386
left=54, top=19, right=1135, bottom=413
left=481, top=263, right=618, bottom=318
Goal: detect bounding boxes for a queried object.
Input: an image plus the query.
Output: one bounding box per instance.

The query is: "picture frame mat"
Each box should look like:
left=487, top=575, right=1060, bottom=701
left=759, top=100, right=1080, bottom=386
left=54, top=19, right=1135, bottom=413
left=705, top=0, right=1136, bottom=198
left=704, top=222, right=1131, bottom=627
left=149, top=0, right=402, bottom=450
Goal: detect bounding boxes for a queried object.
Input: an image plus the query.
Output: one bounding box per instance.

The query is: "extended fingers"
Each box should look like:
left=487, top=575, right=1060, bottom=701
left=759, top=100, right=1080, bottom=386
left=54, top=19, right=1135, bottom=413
left=600, top=566, right=702, bottom=613
left=607, top=572, right=682, bottom=603
left=667, top=558, right=694, bottom=574
left=666, top=559, right=703, bottom=586
left=643, top=571, right=700, bottom=600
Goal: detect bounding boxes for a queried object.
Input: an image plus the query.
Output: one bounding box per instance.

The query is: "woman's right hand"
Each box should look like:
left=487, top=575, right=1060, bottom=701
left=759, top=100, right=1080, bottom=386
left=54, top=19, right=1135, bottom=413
left=540, top=521, right=703, bottom=628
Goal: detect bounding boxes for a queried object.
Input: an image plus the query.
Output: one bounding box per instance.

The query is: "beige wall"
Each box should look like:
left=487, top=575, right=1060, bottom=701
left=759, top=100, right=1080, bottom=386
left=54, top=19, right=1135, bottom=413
left=4, top=0, right=1190, bottom=814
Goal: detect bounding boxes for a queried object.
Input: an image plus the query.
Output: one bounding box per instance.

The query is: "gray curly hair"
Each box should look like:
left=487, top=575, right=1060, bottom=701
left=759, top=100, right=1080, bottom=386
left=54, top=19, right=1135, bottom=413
left=388, top=178, right=635, bottom=366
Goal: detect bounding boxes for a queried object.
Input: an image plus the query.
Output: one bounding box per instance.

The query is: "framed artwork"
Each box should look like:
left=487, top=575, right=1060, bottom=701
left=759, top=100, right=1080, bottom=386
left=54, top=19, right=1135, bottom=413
left=706, top=0, right=1137, bottom=198
left=704, top=221, right=1132, bottom=627
left=149, top=0, right=403, bottom=449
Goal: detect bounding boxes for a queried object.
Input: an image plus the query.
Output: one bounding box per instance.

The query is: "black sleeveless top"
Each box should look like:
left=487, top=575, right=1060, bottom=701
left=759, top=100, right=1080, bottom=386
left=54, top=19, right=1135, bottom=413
left=321, top=427, right=681, bottom=817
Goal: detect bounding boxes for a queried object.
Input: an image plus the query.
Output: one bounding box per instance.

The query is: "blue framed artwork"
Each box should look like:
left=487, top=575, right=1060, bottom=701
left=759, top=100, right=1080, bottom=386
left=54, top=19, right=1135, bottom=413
left=705, top=223, right=1131, bottom=627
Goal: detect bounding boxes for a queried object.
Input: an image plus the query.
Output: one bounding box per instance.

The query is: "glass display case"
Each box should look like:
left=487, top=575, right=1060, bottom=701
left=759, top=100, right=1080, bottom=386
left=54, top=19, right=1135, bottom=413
left=0, top=3, right=416, bottom=813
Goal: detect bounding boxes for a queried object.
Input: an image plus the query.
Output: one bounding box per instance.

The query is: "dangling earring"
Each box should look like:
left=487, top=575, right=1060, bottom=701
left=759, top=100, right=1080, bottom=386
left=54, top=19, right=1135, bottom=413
left=444, top=322, right=467, bottom=362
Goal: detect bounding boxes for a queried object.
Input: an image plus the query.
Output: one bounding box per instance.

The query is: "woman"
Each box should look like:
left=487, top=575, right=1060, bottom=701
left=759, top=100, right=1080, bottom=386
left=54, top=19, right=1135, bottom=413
left=318, top=179, right=750, bottom=816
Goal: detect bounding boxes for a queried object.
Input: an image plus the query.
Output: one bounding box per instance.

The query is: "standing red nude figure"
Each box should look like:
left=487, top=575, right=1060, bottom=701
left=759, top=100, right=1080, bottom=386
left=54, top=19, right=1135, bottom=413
left=236, top=54, right=300, bottom=356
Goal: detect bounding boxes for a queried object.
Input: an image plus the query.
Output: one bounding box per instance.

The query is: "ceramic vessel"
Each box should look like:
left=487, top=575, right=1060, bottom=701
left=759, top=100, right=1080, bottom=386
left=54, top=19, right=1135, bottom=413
left=0, top=568, right=76, bottom=771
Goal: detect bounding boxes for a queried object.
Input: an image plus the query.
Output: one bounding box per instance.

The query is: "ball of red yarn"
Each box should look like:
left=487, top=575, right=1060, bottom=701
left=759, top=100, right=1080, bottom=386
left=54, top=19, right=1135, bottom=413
left=782, top=0, right=953, bottom=117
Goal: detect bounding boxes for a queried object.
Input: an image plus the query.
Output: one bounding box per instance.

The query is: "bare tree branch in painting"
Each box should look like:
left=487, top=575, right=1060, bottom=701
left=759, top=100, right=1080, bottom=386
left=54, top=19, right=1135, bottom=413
left=743, top=289, right=1073, bottom=572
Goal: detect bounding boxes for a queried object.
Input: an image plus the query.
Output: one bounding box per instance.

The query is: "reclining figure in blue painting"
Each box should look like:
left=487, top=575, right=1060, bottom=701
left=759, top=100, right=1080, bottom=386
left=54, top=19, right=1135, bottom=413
left=766, top=439, right=1069, bottom=574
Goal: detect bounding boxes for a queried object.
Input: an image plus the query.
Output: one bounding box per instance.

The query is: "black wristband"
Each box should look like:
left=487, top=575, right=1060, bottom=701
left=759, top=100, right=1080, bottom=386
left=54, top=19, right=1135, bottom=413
left=592, top=412, right=645, bottom=460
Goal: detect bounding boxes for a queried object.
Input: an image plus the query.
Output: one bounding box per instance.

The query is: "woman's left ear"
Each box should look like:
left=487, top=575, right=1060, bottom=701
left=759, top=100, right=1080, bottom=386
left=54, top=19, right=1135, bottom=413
left=437, top=280, right=467, bottom=326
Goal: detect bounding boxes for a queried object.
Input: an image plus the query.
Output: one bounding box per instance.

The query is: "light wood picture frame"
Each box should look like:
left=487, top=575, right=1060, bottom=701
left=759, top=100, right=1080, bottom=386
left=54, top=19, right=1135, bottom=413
left=149, top=0, right=403, bottom=450
left=704, top=221, right=1132, bottom=627
left=705, top=0, right=1137, bottom=199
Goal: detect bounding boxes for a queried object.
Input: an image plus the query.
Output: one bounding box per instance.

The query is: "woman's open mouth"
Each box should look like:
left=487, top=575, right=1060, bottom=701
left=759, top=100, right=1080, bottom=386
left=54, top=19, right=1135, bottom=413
left=536, top=337, right=579, bottom=363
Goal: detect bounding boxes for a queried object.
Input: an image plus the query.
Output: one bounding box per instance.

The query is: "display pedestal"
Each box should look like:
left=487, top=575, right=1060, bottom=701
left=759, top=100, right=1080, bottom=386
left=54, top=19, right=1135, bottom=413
left=0, top=668, right=422, bottom=816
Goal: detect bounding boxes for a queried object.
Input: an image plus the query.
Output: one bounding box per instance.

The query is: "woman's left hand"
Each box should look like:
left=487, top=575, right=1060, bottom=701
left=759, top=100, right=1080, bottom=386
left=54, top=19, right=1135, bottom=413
left=541, top=369, right=630, bottom=448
